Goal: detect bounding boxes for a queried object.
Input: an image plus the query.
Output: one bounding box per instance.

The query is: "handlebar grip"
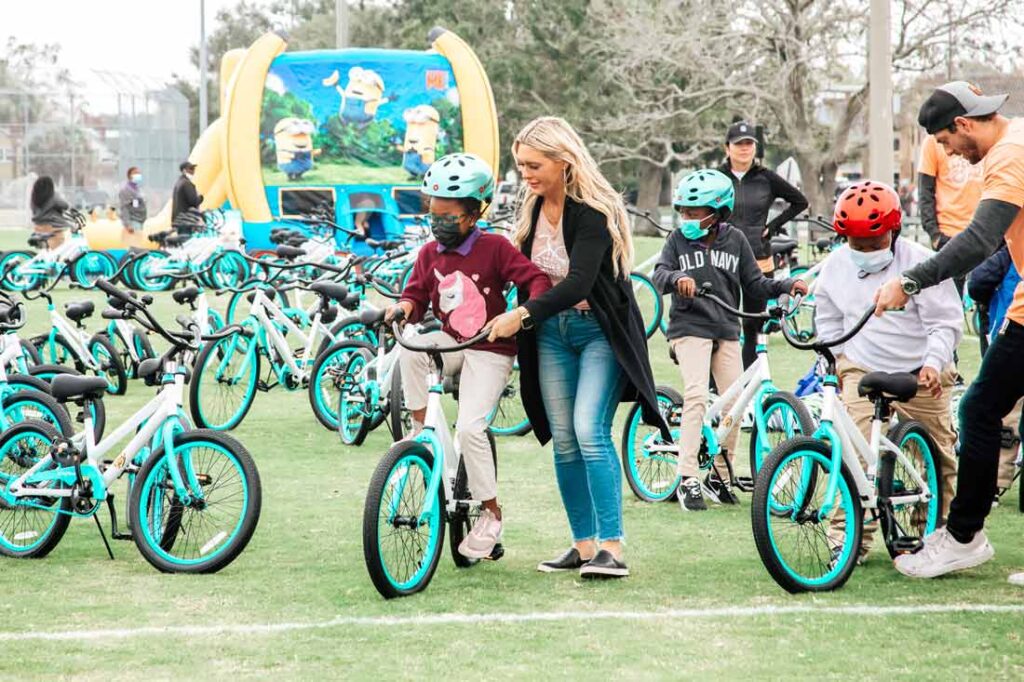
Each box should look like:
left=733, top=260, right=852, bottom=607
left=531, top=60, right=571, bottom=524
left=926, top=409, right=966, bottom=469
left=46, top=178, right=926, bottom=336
left=96, top=278, right=129, bottom=301
left=101, top=308, right=127, bottom=320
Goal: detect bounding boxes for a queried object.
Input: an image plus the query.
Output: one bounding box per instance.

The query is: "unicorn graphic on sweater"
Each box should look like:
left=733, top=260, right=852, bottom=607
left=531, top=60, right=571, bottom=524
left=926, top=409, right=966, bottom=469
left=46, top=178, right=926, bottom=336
left=435, top=269, right=489, bottom=338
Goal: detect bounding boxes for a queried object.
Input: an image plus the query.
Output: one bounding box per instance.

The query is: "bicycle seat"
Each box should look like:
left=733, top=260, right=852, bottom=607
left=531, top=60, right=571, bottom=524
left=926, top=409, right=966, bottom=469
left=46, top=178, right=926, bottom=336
left=27, top=234, right=49, bottom=248
left=276, top=245, right=306, bottom=260
left=172, top=286, right=200, bottom=305
left=245, top=287, right=279, bottom=303
left=816, top=237, right=833, bottom=252
left=309, top=281, right=349, bottom=303
left=770, top=238, right=799, bottom=257
left=137, top=358, right=161, bottom=384
left=64, top=300, right=95, bottom=323
left=857, top=371, right=919, bottom=403
left=366, top=238, right=402, bottom=250
left=166, top=234, right=191, bottom=247
left=360, top=307, right=386, bottom=327
left=50, top=374, right=108, bottom=402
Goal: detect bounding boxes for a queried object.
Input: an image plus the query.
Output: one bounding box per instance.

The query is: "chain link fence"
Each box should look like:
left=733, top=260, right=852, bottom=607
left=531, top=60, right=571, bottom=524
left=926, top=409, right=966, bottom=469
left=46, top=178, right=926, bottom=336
left=0, top=70, right=189, bottom=228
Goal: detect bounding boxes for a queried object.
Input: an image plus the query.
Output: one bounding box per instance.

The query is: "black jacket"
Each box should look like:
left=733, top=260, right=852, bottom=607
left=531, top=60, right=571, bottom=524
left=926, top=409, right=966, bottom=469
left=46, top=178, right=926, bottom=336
left=518, top=197, right=670, bottom=444
left=967, top=244, right=1012, bottom=305
left=653, top=223, right=794, bottom=340
left=171, top=175, right=203, bottom=222
left=30, top=193, right=72, bottom=230
left=719, top=162, right=808, bottom=260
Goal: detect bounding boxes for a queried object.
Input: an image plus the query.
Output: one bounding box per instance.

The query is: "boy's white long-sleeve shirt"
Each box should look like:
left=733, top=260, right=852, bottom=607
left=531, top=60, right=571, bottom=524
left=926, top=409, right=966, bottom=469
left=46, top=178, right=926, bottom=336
left=813, top=240, right=963, bottom=373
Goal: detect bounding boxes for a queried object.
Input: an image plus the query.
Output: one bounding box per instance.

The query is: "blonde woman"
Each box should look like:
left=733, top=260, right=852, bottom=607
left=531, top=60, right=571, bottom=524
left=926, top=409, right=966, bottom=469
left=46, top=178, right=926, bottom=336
left=489, top=117, right=669, bottom=578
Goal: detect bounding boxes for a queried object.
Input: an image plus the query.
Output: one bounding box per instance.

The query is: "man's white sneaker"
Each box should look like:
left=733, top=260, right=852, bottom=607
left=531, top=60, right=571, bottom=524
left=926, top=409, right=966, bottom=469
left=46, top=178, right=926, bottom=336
left=458, top=508, right=502, bottom=560
left=1008, top=572, right=1024, bottom=586
left=893, top=527, right=994, bottom=579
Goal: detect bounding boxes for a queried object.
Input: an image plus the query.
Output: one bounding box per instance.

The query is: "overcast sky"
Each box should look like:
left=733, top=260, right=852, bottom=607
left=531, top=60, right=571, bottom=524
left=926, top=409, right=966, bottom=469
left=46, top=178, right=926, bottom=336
left=5, top=0, right=244, bottom=81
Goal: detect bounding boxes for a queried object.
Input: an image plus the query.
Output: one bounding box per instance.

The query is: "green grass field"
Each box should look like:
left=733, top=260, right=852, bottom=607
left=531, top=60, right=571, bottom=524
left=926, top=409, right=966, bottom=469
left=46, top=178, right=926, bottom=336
left=0, top=232, right=1021, bottom=680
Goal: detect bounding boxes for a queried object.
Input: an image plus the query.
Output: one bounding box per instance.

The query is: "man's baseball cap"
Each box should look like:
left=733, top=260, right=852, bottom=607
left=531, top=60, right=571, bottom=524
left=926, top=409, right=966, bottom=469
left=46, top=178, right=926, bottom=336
left=179, top=161, right=197, bottom=172
left=918, top=81, right=1008, bottom=134
left=726, top=121, right=757, bottom=144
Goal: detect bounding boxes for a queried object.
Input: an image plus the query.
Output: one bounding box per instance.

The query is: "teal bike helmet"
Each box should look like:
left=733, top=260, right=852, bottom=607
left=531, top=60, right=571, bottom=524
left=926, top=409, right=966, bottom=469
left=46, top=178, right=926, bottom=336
left=673, top=169, right=735, bottom=213
left=422, top=153, right=494, bottom=202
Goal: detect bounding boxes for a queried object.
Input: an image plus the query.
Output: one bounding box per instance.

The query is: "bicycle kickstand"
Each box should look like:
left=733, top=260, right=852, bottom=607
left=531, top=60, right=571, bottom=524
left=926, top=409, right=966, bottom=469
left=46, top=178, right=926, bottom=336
left=721, top=452, right=754, bottom=493
left=105, top=495, right=133, bottom=541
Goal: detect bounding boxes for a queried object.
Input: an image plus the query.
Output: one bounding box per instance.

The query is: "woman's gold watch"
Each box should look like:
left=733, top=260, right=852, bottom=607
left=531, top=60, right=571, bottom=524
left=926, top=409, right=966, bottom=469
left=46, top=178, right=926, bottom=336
left=518, top=306, right=534, bottom=330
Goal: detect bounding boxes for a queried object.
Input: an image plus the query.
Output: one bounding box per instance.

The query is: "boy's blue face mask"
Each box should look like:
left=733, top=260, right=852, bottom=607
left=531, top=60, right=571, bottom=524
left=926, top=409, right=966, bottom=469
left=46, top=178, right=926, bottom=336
left=679, top=213, right=717, bottom=240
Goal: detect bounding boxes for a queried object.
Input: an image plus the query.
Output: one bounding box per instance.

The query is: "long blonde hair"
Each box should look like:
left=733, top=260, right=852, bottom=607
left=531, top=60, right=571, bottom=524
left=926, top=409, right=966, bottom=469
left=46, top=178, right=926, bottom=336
left=512, top=116, right=634, bottom=277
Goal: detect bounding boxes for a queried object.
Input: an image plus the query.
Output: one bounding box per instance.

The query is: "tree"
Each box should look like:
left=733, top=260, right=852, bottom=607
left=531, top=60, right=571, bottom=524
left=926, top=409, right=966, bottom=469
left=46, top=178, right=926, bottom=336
left=737, top=0, right=1024, bottom=214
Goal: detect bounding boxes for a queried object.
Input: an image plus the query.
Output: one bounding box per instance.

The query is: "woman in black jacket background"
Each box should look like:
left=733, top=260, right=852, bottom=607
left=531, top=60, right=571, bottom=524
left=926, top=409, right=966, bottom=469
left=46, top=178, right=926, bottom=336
left=29, top=175, right=73, bottom=249
left=488, top=116, right=668, bottom=579
left=720, top=121, right=808, bottom=367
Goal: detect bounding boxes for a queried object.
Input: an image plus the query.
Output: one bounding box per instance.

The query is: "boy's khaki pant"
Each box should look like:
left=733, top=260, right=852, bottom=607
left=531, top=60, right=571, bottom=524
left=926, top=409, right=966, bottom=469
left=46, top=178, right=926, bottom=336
left=671, top=337, right=742, bottom=480
left=399, top=331, right=513, bottom=502
left=830, top=356, right=958, bottom=552
left=997, top=399, right=1023, bottom=491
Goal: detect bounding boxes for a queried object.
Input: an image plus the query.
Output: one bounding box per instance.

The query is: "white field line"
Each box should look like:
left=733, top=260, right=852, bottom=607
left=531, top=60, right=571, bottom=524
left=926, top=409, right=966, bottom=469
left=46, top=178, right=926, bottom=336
left=0, top=603, right=1021, bottom=643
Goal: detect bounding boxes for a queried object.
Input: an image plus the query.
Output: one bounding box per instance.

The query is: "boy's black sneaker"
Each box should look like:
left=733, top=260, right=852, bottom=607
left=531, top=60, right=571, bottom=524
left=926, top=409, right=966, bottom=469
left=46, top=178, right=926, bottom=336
left=702, top=471, right=739, bottom=505
left=678, top=477, right=707, bottom=512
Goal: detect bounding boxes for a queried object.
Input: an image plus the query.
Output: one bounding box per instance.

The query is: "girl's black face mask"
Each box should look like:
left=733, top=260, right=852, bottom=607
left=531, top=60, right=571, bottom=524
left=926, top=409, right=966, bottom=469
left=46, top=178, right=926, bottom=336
left=430, top=214, right=472, bottom=248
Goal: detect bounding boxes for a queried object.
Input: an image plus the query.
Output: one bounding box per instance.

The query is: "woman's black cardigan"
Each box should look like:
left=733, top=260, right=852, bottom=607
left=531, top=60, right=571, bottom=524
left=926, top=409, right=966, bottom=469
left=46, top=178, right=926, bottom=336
left=517, top=196, right=671, bottom=444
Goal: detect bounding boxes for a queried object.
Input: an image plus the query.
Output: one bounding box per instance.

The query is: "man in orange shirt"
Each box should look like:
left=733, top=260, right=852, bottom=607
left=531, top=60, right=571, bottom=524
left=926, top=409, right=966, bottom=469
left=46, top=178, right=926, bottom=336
left=876, top=82, right=1022, bottom=583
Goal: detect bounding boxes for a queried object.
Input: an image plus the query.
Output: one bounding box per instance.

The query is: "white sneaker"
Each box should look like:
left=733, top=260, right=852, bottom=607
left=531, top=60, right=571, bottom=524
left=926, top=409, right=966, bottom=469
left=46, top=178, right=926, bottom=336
left=1008, top=572, right=1024, bottom=586
left=893, top=527, right=994, bottom=579
left=458, top=508, right=502, bottom=559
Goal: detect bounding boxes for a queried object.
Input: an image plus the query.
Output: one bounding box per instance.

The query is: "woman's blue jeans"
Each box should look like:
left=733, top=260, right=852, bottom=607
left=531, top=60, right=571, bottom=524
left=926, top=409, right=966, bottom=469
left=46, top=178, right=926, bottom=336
left=537, top=310, right=626, bottom=542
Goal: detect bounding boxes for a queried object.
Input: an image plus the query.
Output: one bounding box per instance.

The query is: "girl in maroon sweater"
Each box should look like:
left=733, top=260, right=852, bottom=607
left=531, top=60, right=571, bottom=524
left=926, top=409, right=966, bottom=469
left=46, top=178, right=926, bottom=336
left=387, top=153, right=550, bottom=560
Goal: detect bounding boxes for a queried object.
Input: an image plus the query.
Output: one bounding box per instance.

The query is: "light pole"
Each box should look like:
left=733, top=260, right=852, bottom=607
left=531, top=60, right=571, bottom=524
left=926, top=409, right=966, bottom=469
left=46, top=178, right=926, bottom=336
left=199, top=0, right=209, bottom=134
left=336, top=0, right=349, bottom=48
left=868, top=0, right=894, bottom=184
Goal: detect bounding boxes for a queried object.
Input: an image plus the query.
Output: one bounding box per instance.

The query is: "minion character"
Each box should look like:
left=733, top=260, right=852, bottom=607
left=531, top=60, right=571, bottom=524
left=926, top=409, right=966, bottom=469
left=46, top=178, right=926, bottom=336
left=398, top=105, right=441, bottom=178
left=273, top=117, right=321, bottom=181
left=322, top=67, right=387, bottom=125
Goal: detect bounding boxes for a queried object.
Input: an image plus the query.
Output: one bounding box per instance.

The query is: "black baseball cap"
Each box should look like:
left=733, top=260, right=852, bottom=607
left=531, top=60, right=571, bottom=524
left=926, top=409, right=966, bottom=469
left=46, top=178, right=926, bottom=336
left=918, top=81, right=1008, bottom=134
left=179, top=161, right=197, bottom=172
left=726, top=121, right=757, bottom=144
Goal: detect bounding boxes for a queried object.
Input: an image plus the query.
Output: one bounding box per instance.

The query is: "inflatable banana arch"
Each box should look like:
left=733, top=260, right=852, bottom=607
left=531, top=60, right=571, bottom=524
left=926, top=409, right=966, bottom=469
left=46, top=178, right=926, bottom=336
left=84, top=28, right=499, bottom=251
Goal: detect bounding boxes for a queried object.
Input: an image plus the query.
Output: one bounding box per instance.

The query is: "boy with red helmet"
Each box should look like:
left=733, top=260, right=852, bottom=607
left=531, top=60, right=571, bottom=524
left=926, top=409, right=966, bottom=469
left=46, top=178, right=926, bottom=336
left=816, top=181, right=963, bottom=562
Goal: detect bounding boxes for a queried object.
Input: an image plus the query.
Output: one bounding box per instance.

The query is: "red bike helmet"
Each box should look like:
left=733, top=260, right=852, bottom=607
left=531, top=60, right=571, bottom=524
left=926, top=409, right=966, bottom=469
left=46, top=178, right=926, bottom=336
left=833, top=181, right=902, bottom=238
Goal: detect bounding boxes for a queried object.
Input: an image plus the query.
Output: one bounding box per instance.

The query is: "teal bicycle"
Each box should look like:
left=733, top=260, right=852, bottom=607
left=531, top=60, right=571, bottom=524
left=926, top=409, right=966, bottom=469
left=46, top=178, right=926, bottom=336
left=0, top=280, right=261, bottom=572
left=363, top=313, right=500, bottom=599
left=621, top=288, right=814, bottom=502
left=752, top=303, right=943, bottom=592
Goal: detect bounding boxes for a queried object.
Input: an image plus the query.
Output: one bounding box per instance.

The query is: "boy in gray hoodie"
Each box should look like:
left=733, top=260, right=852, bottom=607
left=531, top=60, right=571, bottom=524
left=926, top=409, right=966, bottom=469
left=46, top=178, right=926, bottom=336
left=653, top=169, right=806, bottom=512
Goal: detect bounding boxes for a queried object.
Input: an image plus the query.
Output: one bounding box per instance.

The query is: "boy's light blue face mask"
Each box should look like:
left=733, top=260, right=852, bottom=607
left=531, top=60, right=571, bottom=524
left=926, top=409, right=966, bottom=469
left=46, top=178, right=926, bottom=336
left=849, top=247, right=894, bottom=274
left=679, top=213, right=717, bottom=240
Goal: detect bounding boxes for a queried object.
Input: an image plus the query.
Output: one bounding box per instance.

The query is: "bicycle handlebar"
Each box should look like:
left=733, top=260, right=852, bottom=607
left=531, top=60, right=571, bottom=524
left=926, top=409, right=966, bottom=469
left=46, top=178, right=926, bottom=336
left=389, top=312, right=489, bottom=352
left=626, top=207, right=673, bottom=234
left=780, top=304, right=875, bottom=352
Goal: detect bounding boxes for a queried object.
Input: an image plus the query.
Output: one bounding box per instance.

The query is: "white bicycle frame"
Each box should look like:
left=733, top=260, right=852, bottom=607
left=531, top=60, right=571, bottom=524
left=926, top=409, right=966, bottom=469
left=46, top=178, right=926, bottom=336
left=814, top=381, right=933, bottom=514
left=410, top=362, right=466, bottom=523
left=14, top=234, right=88, bottom=277
left=43, top=304, right=100, bottom=372
left=6, top=367, right=188, bottom=503
left=247, top=288, right=333, bottom=382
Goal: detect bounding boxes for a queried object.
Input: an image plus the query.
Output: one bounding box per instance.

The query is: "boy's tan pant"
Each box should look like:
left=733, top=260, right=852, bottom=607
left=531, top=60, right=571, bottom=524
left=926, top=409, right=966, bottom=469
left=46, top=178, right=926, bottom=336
left=997, top=399, right=1023, bottom=491
left=399, top=331, right=513, bottom=502
left=671, top=337, right=742, bottom=480
left=830, top=356, right=958, bottom=552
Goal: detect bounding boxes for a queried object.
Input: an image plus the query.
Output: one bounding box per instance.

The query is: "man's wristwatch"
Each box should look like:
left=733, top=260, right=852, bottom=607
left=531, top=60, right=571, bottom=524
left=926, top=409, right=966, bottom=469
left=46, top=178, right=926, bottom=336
left=900, top=275, right=921, bottom=296
left=518, top=306, right=534, bottom=330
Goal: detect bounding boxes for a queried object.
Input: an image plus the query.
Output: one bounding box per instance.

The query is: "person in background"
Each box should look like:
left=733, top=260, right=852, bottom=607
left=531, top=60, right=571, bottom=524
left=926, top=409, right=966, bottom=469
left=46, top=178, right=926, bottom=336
left=118, top=166, right=147, bottom=247
left=29, top=176, right=73, bottom=249
left=720, top=120, right=809, bottom=368
left=918, top=129, right=983, bottom=296
left=171, top=161, right=203, bottom=236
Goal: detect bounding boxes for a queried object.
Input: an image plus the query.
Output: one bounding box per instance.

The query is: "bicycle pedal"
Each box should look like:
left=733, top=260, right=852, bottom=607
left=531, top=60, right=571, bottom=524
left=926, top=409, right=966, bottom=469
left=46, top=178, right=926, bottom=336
left=733, top=476, right=755, bottom=493
left=485, top=543, right=505, bottom=561
left=892, top=536, right=924, bottom=555
left=256, top=381, right=272, bottom=392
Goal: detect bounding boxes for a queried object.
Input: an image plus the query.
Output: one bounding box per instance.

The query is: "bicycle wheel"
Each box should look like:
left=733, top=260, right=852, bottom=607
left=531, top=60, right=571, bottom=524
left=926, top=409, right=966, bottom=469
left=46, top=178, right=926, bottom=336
left=0, top=420, right=72, bottom=558
left=2, top=389, right=73, bottom=437
left=70, top=250, right=117, bottom=287
left=189, top=331, right=260, bottom=430
left=107, top=324, right=156, bottom=379
left=335, top=348, right=373, bottom=445
left=388, top=361, right=412, bottom=440
left=450, top=432, right=498, bottom=568
left=878, top=420, right=943, bottom=559
left=14, top=339, right=41, bottom=371
left=307, top=339, right=375, bottom=432
left=129, top=429, right=261, bottom=573
left=751, top=437, right=862, bottom=593
left=487, top=361, right=531, bottom=437
left=25, top=365, right=106, bottom=441
left=621, top=385, right=681, bottom=502
left=130, top=251, right=174, bottom=291
left=32, top=332, right=77, bottom=368
left=748, top=391, right=815, bottom=477
left=88, top=333, right=128, bottom=395
left=0, top=251, right=40, bottom=291
left=363, top=440, right=445, bottom=599
left=207, top=251, right=251, bottom=290
left=630, top=271, right=663, bottom=339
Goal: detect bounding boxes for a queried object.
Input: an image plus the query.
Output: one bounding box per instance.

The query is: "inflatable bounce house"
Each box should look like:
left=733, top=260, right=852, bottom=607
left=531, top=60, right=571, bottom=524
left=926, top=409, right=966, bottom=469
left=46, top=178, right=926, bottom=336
left=85, top=27, right=499, bottom=252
